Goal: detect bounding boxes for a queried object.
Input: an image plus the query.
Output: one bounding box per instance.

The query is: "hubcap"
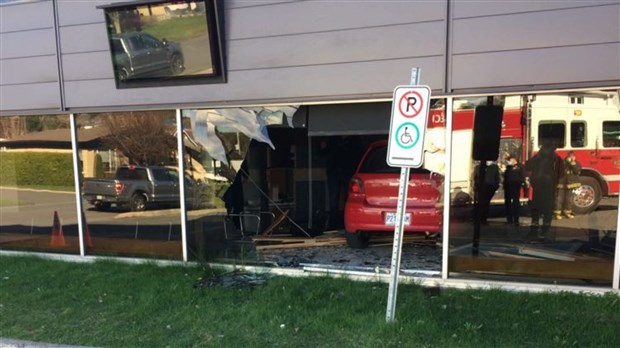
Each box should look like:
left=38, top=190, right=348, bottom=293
left=572, top=185, right=595, bottom=208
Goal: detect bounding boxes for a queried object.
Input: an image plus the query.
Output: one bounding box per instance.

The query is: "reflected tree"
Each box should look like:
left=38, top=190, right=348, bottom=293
left=101, top=111, right=177, bottom=166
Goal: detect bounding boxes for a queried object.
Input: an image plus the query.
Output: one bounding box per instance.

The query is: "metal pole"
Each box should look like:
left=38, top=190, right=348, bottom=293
left=441, top=97, right=453, bottom=280
left=308, top=136, right=313, bottom=230
left=69, top=113, right=86, bottom=257
left=386, top=68, right=420, bottom=322
left=176, top=109, right=188, bottom=262
left=385, top=166, right=410, bottom=322
left=613, top=194, right=620, bottom=290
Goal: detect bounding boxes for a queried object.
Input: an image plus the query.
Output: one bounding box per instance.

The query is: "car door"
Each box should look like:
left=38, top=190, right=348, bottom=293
left=140, top=33, right=169, bottom=74
left=125, top=35, right=151, bottom=75
left=151, top=167, right=178, bottom=203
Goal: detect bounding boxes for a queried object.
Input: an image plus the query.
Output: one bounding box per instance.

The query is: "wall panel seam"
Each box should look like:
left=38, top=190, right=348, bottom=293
left=1, top=54, right=56, bottom=61
left=0, top=27, right=54, bottom=35
left=58, top=21, right=106, bottom=29
left=0, top=0, right=47, bottom=7
left=229, top=54, right=445, bottom=72
left=62, top=77, right=113, bottom=83
left=453, top=2, right=619, bottom=20
left=62, top=50, right=108, bottom=56
left=453, top=41, right=620, bottom=56
left=0, top=80, right=58, bottom=87
left=230, top=19, right=445, bottom=41
left=225, top=0, right=316, bottom=11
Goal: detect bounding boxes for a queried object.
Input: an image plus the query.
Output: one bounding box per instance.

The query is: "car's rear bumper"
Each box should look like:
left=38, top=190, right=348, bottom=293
left=344, top=202, right=442, bottom=234
left=83, top=194, right=122, bottom=205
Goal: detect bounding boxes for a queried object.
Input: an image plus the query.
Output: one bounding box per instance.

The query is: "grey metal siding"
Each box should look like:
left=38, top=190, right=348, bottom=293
left=450, top=1, right=620, bottom=91
left=0, top=0, right=61, bottom=112
left=1, top=0, right=619, bottom=115
left=57, top=0, right=448, bottom=110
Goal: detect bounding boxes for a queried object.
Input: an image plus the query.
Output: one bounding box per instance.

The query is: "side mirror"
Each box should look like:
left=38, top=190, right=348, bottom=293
left=162, top=38, right=168, bottom=46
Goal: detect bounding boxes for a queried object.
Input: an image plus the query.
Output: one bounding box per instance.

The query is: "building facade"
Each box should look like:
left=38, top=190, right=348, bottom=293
left=1, top=0, right=619, bottom=291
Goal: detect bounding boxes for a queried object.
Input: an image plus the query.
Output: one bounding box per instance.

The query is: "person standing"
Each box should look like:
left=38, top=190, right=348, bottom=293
left=525, top=143, right=564, bottom=241
left=503, top=155, right=525, bottom=226
left=554, top=151, right=581, bottom=219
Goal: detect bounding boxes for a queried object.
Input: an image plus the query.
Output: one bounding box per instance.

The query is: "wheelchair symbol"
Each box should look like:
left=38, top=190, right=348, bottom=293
left=400, top=127, right=413, bottom=144
left=395, top=122, right=419, bottom=149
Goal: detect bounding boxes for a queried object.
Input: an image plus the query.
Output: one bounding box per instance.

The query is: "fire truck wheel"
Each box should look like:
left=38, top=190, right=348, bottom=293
left=571, top=176, right=601, bottom=215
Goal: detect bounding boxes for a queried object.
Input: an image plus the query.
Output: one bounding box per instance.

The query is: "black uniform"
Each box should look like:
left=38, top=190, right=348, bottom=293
left=503, top=161, right=525, bottom=225
left=525, top=145, right=563, bottom=239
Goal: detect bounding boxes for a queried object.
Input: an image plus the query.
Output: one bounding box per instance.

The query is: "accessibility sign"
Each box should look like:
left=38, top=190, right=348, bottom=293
left=386, top=85, right=431, bottom=168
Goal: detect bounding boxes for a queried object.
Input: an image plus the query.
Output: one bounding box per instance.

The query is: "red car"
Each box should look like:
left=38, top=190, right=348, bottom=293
left=344, top=140, right=443, bottom=248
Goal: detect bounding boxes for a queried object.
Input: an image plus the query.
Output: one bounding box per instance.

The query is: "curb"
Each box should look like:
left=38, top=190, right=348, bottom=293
left=0, top=338, right=97, bottom=348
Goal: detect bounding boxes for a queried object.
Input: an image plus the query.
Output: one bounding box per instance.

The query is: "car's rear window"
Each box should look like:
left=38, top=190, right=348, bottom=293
left=116, top=168, right=148, bottom=181
left=359, top=145, right=430, bottom=175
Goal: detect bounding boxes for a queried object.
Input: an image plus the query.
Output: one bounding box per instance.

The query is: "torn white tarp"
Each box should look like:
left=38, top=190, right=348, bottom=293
left=187, top=106, right=298, bottom=167
left=191, top=113, right=228, bottom=165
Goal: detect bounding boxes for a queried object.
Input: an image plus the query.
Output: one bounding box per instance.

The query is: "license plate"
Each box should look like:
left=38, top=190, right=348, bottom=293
left=385, top=212, right=411, bottom=226
left=96, top=195, right=103, bottom=200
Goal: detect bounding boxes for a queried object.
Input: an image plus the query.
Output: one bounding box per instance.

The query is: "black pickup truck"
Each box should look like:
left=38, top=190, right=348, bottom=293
left=82, top=166, right=206, bottom=211
left=110, top=32, right=184, bottom=81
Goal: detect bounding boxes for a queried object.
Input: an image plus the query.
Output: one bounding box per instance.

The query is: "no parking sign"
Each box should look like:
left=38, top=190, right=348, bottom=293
left=386, top=85, right=431, bottom=168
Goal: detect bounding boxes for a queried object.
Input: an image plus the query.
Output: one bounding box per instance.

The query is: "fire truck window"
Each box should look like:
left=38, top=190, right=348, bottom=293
left=538, top=122, right=566, bottom=148
left=570, top=122, right=586, bottom=148
left=602, top=121, right=620, bottom=147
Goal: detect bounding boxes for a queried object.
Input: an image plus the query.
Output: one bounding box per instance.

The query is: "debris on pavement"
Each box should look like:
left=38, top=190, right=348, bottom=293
left=194, top=270, right=272, bottom=289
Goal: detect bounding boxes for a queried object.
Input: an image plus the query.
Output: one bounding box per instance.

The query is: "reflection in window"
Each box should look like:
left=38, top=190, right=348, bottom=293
left=538, top=122, right=565, bottom=148
left=448, top=91, right=618, bottom=287
left=570, top=96, right=584, bottom=104
left=0, top=115, right=79, bottom=255
left=100, top=0, right=225, bottom=88
left=76, top=111, right=183, bottom=259
left=570, top=122, right=586, bottom=148
left=602, top=121, right=620, bottom=148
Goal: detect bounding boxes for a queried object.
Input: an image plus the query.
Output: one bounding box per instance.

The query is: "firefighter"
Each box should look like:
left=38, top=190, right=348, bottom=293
left=503, top=155, right=526, bottom=226
left=525, top=143, right=563, bottom=241
left=554, top=151, right=581, bottom=219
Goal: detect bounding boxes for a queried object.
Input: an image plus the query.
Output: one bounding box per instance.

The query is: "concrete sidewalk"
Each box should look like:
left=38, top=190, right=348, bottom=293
left=0, top=338, right=97, bottom=348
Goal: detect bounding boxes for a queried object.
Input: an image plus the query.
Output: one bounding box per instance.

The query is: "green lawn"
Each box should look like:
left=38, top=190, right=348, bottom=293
left=0, top=255, right=618, bottom=348
left=0, top=199, right=28, bottom=207
left=143, top=16, right=208, bottom=42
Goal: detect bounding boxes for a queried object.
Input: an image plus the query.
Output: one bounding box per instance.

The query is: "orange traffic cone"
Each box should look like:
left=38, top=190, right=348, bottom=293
left=50, top=211, right=66, bottom=247
left=82, top=211, right=92, bottom=248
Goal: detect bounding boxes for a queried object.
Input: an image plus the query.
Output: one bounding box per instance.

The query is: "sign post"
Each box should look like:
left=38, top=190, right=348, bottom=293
left=385, top=68, right=430, bottom=322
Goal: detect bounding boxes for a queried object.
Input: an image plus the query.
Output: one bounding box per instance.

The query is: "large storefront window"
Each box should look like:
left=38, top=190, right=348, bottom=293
left=0, top=115, right=79, bottom=254
left=183, top=107, right=302, bottom=262
left=448, top=91, right=619, bottom=286
left=75, top=111, right=183, bottom=259
left=183, top=102, right=447, bottom=274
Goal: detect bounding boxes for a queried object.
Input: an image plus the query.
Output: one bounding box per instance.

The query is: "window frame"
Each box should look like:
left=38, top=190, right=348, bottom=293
left=570, top=121, right=587, bottom=148
left=602, top=121, right=620, bottom=148
left=98, top=0, right=226, bottom=89
left=537, top=121, right=566, bottom=149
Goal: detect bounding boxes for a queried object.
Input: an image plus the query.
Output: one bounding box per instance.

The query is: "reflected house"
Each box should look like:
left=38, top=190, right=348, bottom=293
left=0, top=128, right=107, bottom=176
left=0, top=125, right=216, bottom=181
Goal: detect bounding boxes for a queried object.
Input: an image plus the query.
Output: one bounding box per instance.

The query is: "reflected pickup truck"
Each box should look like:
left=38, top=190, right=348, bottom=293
left=82, top=166, right=203, bottom=211
left=111, top=32, right=185, bottom=81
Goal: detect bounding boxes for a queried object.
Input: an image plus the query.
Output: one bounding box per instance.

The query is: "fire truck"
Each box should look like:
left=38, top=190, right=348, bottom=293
left=430, top=92, right=620, bottom=214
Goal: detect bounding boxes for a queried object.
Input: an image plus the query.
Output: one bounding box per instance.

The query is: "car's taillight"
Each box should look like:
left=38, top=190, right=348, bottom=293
left=349, top=178, right=364, bottom=194
left=114, top=181, right=124, bottom=194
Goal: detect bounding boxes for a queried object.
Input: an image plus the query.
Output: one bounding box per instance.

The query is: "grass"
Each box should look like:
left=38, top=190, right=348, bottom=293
left=0, top=199, right=29, bottom=207
left=143, top=16, right=209, bottom=42
left=0, top=255, right=618, bottom=348
left=0, top=185, right=75, bottom=193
